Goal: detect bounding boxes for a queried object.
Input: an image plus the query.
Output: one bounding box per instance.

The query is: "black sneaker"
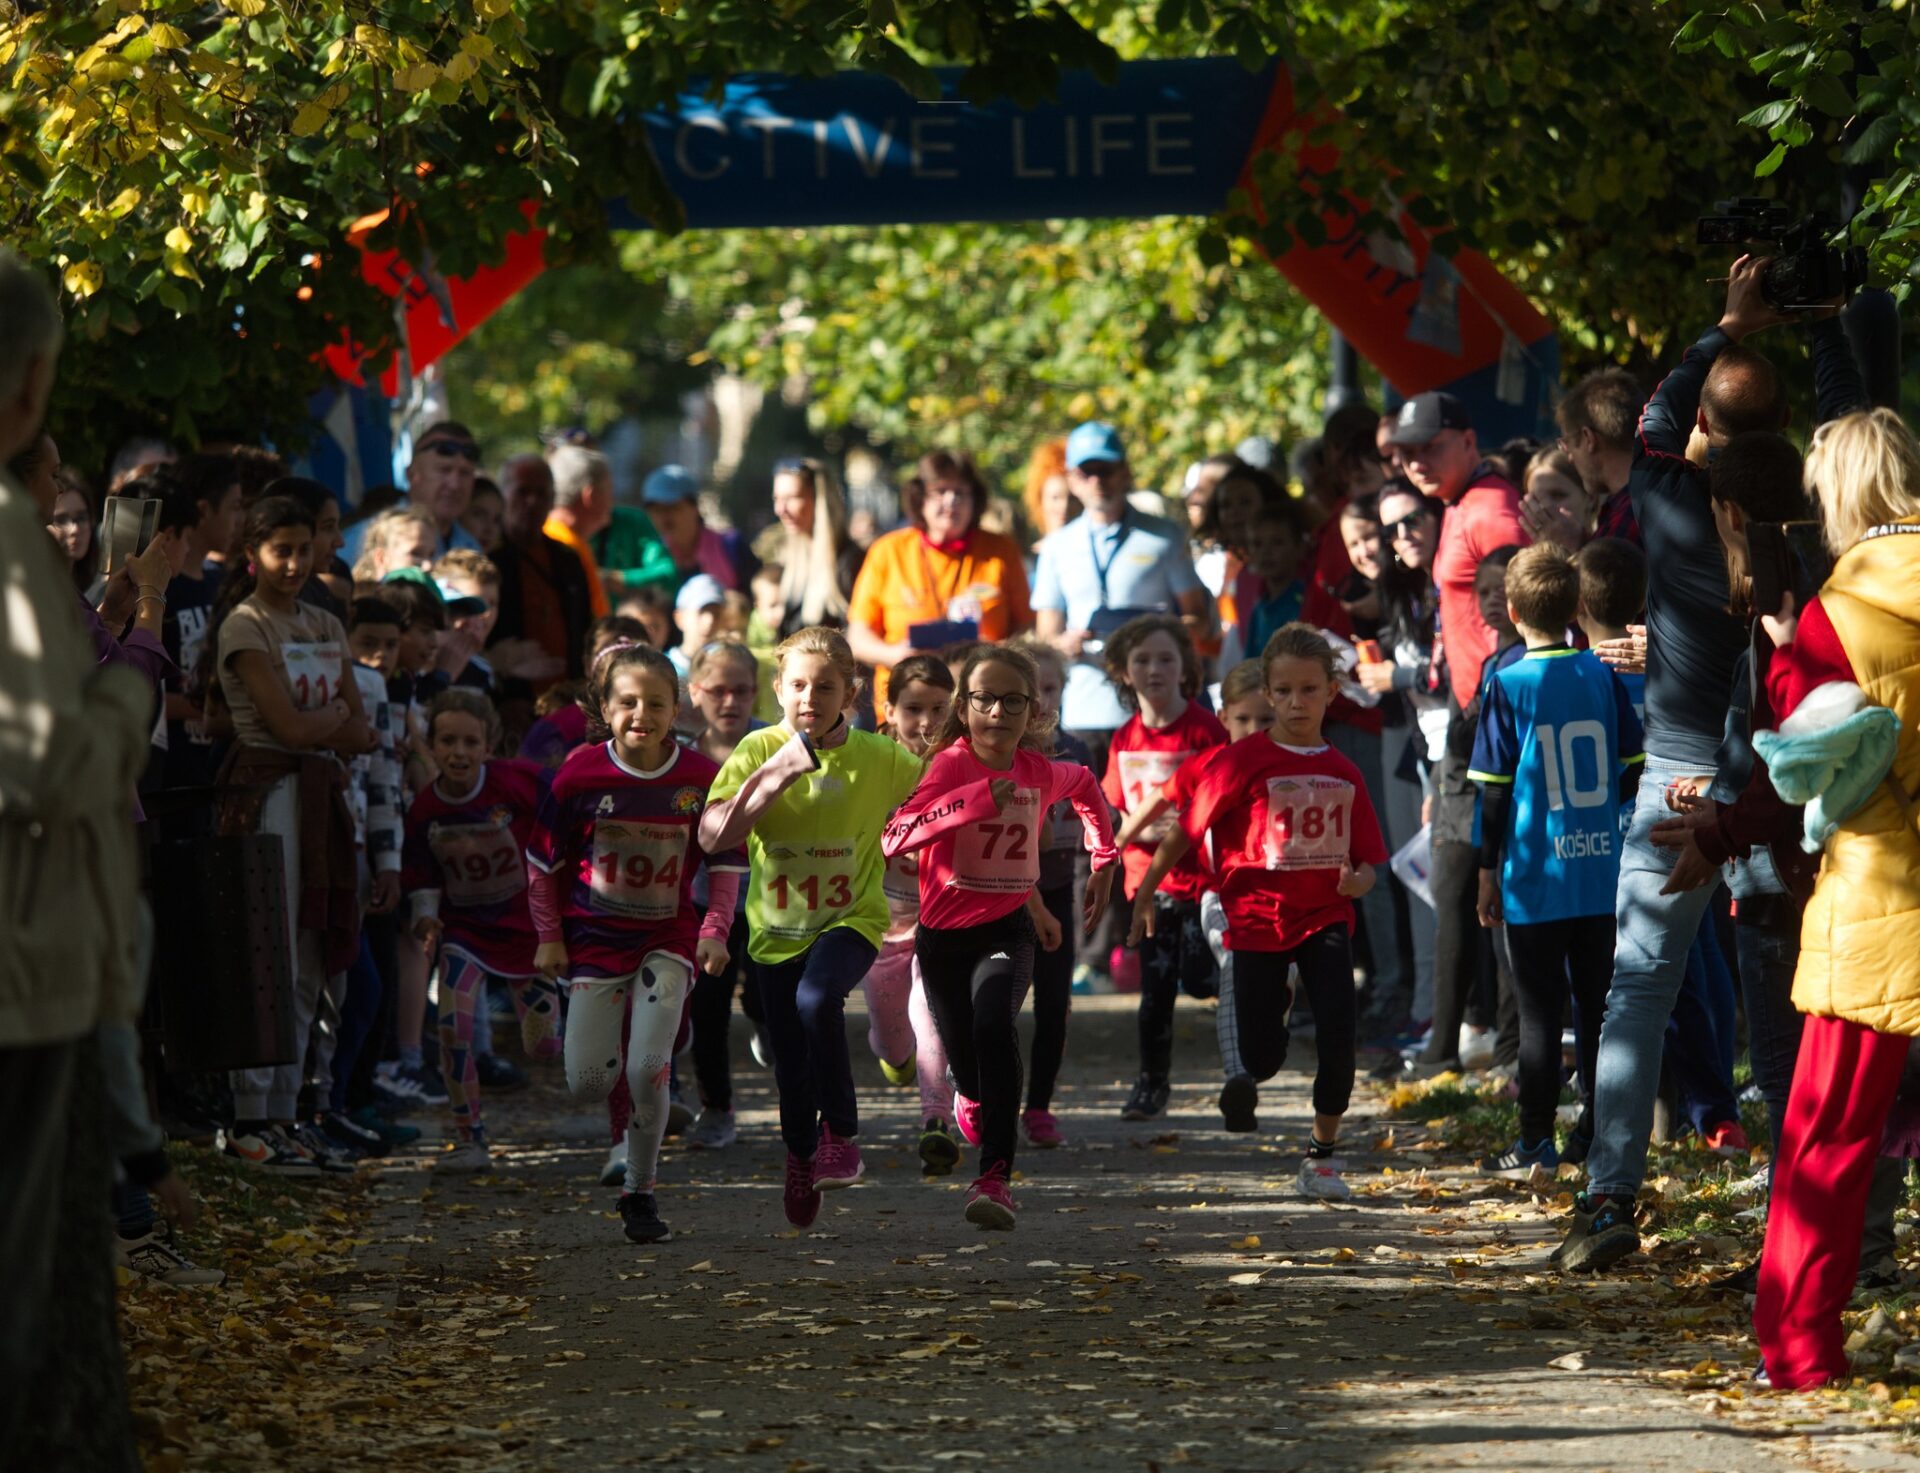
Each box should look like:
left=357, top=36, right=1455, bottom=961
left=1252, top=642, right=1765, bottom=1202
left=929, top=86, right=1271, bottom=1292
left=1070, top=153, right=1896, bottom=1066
left=475, top=1054, right=528, bottom=1092
left=619, top=1191, right=671, bottom=1244
left=1711, top=1261, right=1760, bottom=1295
left=1219, top=1074, right=1259, bottom=1133
left=1120, top=1076, right=1170, bottom=1122
left=320, top=1110, right=389, bottom=1158
left=1548, top=1193, right=1599, bottom=1269
left=1557, top=1193, right=1638, bottom=1273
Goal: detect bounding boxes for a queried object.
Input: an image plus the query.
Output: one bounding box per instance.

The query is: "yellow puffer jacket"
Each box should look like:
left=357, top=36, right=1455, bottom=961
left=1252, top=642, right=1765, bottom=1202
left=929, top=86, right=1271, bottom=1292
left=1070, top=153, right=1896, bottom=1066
left=1796, top=526, right=1920, bottom=1035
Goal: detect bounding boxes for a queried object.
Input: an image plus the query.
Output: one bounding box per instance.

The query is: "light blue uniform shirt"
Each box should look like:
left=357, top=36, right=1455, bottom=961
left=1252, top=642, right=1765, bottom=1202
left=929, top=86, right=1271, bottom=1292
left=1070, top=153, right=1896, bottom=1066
left=1031, top=509, right=1201, bottom=732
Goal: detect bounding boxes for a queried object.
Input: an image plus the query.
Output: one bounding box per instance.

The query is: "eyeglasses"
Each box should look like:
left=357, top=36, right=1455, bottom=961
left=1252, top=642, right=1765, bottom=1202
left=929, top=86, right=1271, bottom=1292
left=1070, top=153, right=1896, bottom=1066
left=1073, top=461, right=1123, bottom=479
left=1386, top=514, right=1429, bottom=541
left=967, top=689, right=1031, bottom=716
left=418, top=440, right=481, bottom=463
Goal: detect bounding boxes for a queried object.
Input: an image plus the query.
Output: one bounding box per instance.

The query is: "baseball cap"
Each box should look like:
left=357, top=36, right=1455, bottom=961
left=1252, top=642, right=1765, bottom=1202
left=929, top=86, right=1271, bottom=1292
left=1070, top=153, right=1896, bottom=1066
left=1066, top=421, right=1126, bottom=469
left=433, top=578, right=491, bottom=619
left=642, top=464, right=700, bottom=506
left=1387, top=392, right=1473, bottom=448
left=675, top=573, right=726, bottom=613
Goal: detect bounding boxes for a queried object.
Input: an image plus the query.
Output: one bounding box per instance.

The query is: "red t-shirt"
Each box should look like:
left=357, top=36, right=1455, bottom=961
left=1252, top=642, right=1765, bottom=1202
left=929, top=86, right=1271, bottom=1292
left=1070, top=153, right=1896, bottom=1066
left=1181, top=735, right=1388, bottom=953
left=402, top=760, right=549, bottom=978
left=1433, top=469, right=1527, bottom=708
left=1103, top=704, right=1228, bottom=901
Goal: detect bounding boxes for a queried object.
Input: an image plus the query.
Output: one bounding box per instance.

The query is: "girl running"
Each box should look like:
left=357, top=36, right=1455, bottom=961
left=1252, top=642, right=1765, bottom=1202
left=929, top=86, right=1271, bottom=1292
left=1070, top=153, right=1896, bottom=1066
left=1014, top=638, right=1088, bottom=1148
left=680, top=640, right=768, bottom=1151
left=883, top=647, right=1117, bottom=1230
left=527, top=643, right=747, bottom=1243
left=403, top=689, right=562, bottom=1171
left=1128, top=624, right=1385, bottom=1200
left=863, top=654, right=963, bottom=1173
left=699, top=628, right=926, bottom=1227
left=1101, top=615, right=1229, bottom=1123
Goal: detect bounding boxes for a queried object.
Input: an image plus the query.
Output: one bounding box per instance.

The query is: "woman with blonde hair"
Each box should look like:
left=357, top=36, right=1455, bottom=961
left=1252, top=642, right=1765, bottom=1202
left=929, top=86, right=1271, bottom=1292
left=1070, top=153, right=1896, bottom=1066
left=350, top=506, right=439, bottom=585
left=1750, top=408, right=1920, bottom=1388
left=766, top=458, right=861, bottom=638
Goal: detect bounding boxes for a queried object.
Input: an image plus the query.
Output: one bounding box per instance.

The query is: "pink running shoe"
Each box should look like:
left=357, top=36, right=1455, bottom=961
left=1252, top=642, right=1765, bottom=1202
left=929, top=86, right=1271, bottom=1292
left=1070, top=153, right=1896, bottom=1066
left=1021, top=1108, right=1065, bottom=1149
left=954, top=1093, right=982, bottom=1147
left=783, top=1152, right=821, bottom=1227
left=812, top=1125, right=865, bottom=1189
left=964, top=1163, right=1017, bottom=1230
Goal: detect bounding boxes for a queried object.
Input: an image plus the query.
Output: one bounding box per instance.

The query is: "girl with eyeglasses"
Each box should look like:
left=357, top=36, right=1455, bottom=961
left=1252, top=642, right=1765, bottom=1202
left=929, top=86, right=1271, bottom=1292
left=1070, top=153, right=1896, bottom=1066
left=882, top=647, right=1117, bottom=1229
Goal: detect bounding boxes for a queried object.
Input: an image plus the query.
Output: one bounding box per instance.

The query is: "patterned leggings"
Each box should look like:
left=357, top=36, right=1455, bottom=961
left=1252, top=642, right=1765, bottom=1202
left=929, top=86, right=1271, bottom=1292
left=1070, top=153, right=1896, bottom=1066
left=861, top=937, right=954, bottom=1124
left=439, top=955, right=563, bottom=1143
left=565, top=953, right=694, bottom=1193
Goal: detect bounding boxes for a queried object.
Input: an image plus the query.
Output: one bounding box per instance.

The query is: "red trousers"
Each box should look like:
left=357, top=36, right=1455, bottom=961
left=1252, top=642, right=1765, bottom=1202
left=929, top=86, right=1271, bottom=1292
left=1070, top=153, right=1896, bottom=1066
left=1753, top=1012, right=1910, bottom=1388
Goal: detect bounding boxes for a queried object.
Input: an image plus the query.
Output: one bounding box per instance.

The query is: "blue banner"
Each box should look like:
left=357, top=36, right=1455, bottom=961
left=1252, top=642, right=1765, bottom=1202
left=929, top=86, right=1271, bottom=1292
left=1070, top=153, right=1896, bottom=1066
left=607, top=58, right=1281, bottom=230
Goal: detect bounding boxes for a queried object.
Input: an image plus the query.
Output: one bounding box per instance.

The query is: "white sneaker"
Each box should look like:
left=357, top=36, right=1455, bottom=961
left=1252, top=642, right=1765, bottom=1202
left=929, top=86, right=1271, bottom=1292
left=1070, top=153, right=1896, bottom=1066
left=437, top=1139, right=492, bottom=1173
left=1298, top=1157, right=1352, bottom=1201
left=684, top=1107, right=738, bottom=1150
left=1459, top=1024, right=1496, bottom=1071
left=1731, top=1164, right=1772, bottom=1199
left=117, top=1229, right=225, bottom=1286
left=599, top=1142, right=628, bottom=1187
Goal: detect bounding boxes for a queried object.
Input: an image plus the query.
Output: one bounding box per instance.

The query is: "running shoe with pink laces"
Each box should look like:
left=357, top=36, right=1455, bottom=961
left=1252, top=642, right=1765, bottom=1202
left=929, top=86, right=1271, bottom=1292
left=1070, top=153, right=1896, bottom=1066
left=1021, top=1108, right=1065, bottom=1149
left=812, top=1125, right=865, bottom=1189
left=784, top=1152, right=821, bottom=1227
left=964, top=1162, right=1017, bottom=1230
left=954, top=1093, right=982, bottom=1146
left=1703, top=1120, right=1751, bottom=1159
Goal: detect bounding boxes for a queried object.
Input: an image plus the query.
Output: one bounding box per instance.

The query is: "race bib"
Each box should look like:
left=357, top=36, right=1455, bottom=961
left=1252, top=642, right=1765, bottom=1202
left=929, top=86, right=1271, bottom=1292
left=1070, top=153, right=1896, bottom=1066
left=283, top=640, right=343, bottom=712
left=1263, top=775, right=1354, bottom=871
left=882, top=851, right=920, bottom=909
left=1116, top=749, right=1190, bottom=844
left=762, top=837, right=858, bottom=939
left=1047, top=798, right=1082, bottom=856
left=951, top=786, right=1041, bottom=893
left=589, top=820, right=688, bottom=922
left=433, top=820, right=525, bottom=908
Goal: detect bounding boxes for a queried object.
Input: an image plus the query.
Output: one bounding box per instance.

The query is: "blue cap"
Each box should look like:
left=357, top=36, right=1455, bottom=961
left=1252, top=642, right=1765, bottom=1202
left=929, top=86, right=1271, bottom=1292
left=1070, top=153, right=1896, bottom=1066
left=642, top=464, right=700, bottom=506
left=675, top=573, right=726, bottom=613
left=1066, top=421, right=1126, bottom=469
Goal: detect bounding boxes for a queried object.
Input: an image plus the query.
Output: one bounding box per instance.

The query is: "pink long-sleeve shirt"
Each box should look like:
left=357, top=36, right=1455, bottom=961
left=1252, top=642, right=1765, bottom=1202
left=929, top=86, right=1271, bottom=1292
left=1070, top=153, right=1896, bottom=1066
left=883, top=740, right=1117, bottom=932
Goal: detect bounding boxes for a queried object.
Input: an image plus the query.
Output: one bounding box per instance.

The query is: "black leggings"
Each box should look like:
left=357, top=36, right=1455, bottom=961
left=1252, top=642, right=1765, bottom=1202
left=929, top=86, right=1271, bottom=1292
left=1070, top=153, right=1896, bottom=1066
left=1420, top=837, right=1480, bottom=1065
left=1027, top=884, right=1076, bottom=1112
left=1503, top=915, right=1614, bottom=1145
left=689, top=913, right=751, bottom=1112
left=1232, top=925, right=1356, bottom=1118
left=916, top=909, right=1035, bottom=1173
left=1134, top=893, right=1216, bottom=1082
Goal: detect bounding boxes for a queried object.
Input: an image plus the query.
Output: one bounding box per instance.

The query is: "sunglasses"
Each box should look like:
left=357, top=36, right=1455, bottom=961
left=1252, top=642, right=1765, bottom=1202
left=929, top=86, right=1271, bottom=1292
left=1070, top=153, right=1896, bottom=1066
left=1386, top=513, right=1430, bottom=540
left=967, top=689, right=1031, bottom=716
left=418, top=440, right=481, bottom=463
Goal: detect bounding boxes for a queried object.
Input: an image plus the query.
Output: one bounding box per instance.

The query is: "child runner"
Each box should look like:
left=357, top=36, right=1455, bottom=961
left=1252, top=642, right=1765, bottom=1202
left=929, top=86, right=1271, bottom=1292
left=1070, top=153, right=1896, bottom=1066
left=864, top=654, right=963, bottom=1172
left=1129, top=624, right=1386, bottom=1200
left=699, top=628, right=926, bottom=1227
left=518, top=614, right=650, bottom=773
left=403, top=689, right=565, bottom=1171
left=679, top=640, right=768, bottom=1151
left=1122, top=659, right=1277, bottom=1129
left=212, top=496, right=378, bottom=1174
left=1101, top=615, right=1228, bottom=1122
left=1013, top=638, right=1088, bottom=1148
left=1469, top=546, right=1642, bottom=1178
left=883, top=646, right=1117, bottom=1229
left=527, top=643, right=746, bottom=1242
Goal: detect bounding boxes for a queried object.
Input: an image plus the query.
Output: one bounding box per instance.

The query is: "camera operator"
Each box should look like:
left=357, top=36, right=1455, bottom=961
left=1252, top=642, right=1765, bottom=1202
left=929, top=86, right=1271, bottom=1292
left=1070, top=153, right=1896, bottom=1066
left=1554, top=253, right=1868, bottom=1274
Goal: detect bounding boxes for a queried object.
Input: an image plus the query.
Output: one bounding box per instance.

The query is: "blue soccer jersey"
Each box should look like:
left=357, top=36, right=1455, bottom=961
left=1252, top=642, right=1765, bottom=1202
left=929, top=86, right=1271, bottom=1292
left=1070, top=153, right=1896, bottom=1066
left=1467, top=648, right=1645, bottom=924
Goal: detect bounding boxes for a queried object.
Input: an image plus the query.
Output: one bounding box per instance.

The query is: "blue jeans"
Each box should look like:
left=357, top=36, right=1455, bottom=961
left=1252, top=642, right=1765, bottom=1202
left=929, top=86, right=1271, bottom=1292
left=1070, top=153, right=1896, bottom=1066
left=1587, top=753, right=1726, bottom=1199
left=1665, top=918, right=1741, bottom=1135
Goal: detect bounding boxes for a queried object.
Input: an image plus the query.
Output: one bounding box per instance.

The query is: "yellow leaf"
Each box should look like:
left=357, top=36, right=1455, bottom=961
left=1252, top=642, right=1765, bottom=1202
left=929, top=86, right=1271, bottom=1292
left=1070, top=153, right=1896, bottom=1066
left=164, top=224, right=193, bottom=253
left=63, top=261, right=104, bottom=298
left=458, top=33, right=494, bottom=57
left=148, top=23, right=188, bottom=49
left=105, top=186, right=141, bottom=218
left=1230, top=1235, right=1261, bottom=1251
left=441, top=51, right=478, bottom=84
left=394, top=62, right=439, bottom=92
left=291, top=102, right=329, bottom=136
left=472, top=0, right=514, bottom=19
left=224, top=0, right=268, bottom=14
left=180, top=185, right=208, bottom=216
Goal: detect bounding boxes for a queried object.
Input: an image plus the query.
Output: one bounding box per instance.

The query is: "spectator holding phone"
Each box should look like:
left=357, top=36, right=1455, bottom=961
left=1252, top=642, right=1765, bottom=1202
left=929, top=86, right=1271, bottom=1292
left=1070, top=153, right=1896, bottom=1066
left=847, top=448, right=1032, bottom=712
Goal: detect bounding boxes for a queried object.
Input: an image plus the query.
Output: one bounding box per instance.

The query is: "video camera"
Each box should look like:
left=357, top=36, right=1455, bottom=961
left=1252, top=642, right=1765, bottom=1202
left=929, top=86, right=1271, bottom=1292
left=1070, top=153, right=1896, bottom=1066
left=1696, top=199, right=1867, bottom=309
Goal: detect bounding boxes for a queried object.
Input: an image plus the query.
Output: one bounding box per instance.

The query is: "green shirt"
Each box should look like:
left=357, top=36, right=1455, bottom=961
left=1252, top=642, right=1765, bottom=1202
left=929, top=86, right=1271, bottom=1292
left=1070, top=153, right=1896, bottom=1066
left=591, top=505, right=678, bottom=593
left=709, top=724, right=926, bottom=963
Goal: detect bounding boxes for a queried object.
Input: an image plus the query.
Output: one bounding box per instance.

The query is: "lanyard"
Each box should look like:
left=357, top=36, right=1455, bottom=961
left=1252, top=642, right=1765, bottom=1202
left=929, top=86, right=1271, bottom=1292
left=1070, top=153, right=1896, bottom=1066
left=1862, top=522, right=1920, bottom=541
left=1086, top=511, right=1130, bottom=610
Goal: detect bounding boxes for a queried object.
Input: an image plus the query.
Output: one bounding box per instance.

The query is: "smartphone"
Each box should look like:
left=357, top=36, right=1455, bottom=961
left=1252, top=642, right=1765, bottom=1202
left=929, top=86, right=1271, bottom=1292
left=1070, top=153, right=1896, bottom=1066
left=100, top=496, right=160, bottom=575
left=1356, top=638, right=1385, bottom=664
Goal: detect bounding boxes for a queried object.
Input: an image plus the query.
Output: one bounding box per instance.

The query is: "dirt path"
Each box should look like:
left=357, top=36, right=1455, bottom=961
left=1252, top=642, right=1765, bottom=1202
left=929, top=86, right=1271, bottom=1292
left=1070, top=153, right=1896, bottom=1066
left=348, top=996, right=1918, bottom=1472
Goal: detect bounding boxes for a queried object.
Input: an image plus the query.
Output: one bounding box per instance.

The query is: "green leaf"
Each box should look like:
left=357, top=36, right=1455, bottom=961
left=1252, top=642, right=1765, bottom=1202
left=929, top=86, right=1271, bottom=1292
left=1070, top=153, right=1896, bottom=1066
left=1844, top=112, right=1902, bottom=165
left=1754, top=140, right=1789, bottom=178
left=1805, top=73, right=1853, bottom=118
left=1739, top=99, right=1795, bottom=130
